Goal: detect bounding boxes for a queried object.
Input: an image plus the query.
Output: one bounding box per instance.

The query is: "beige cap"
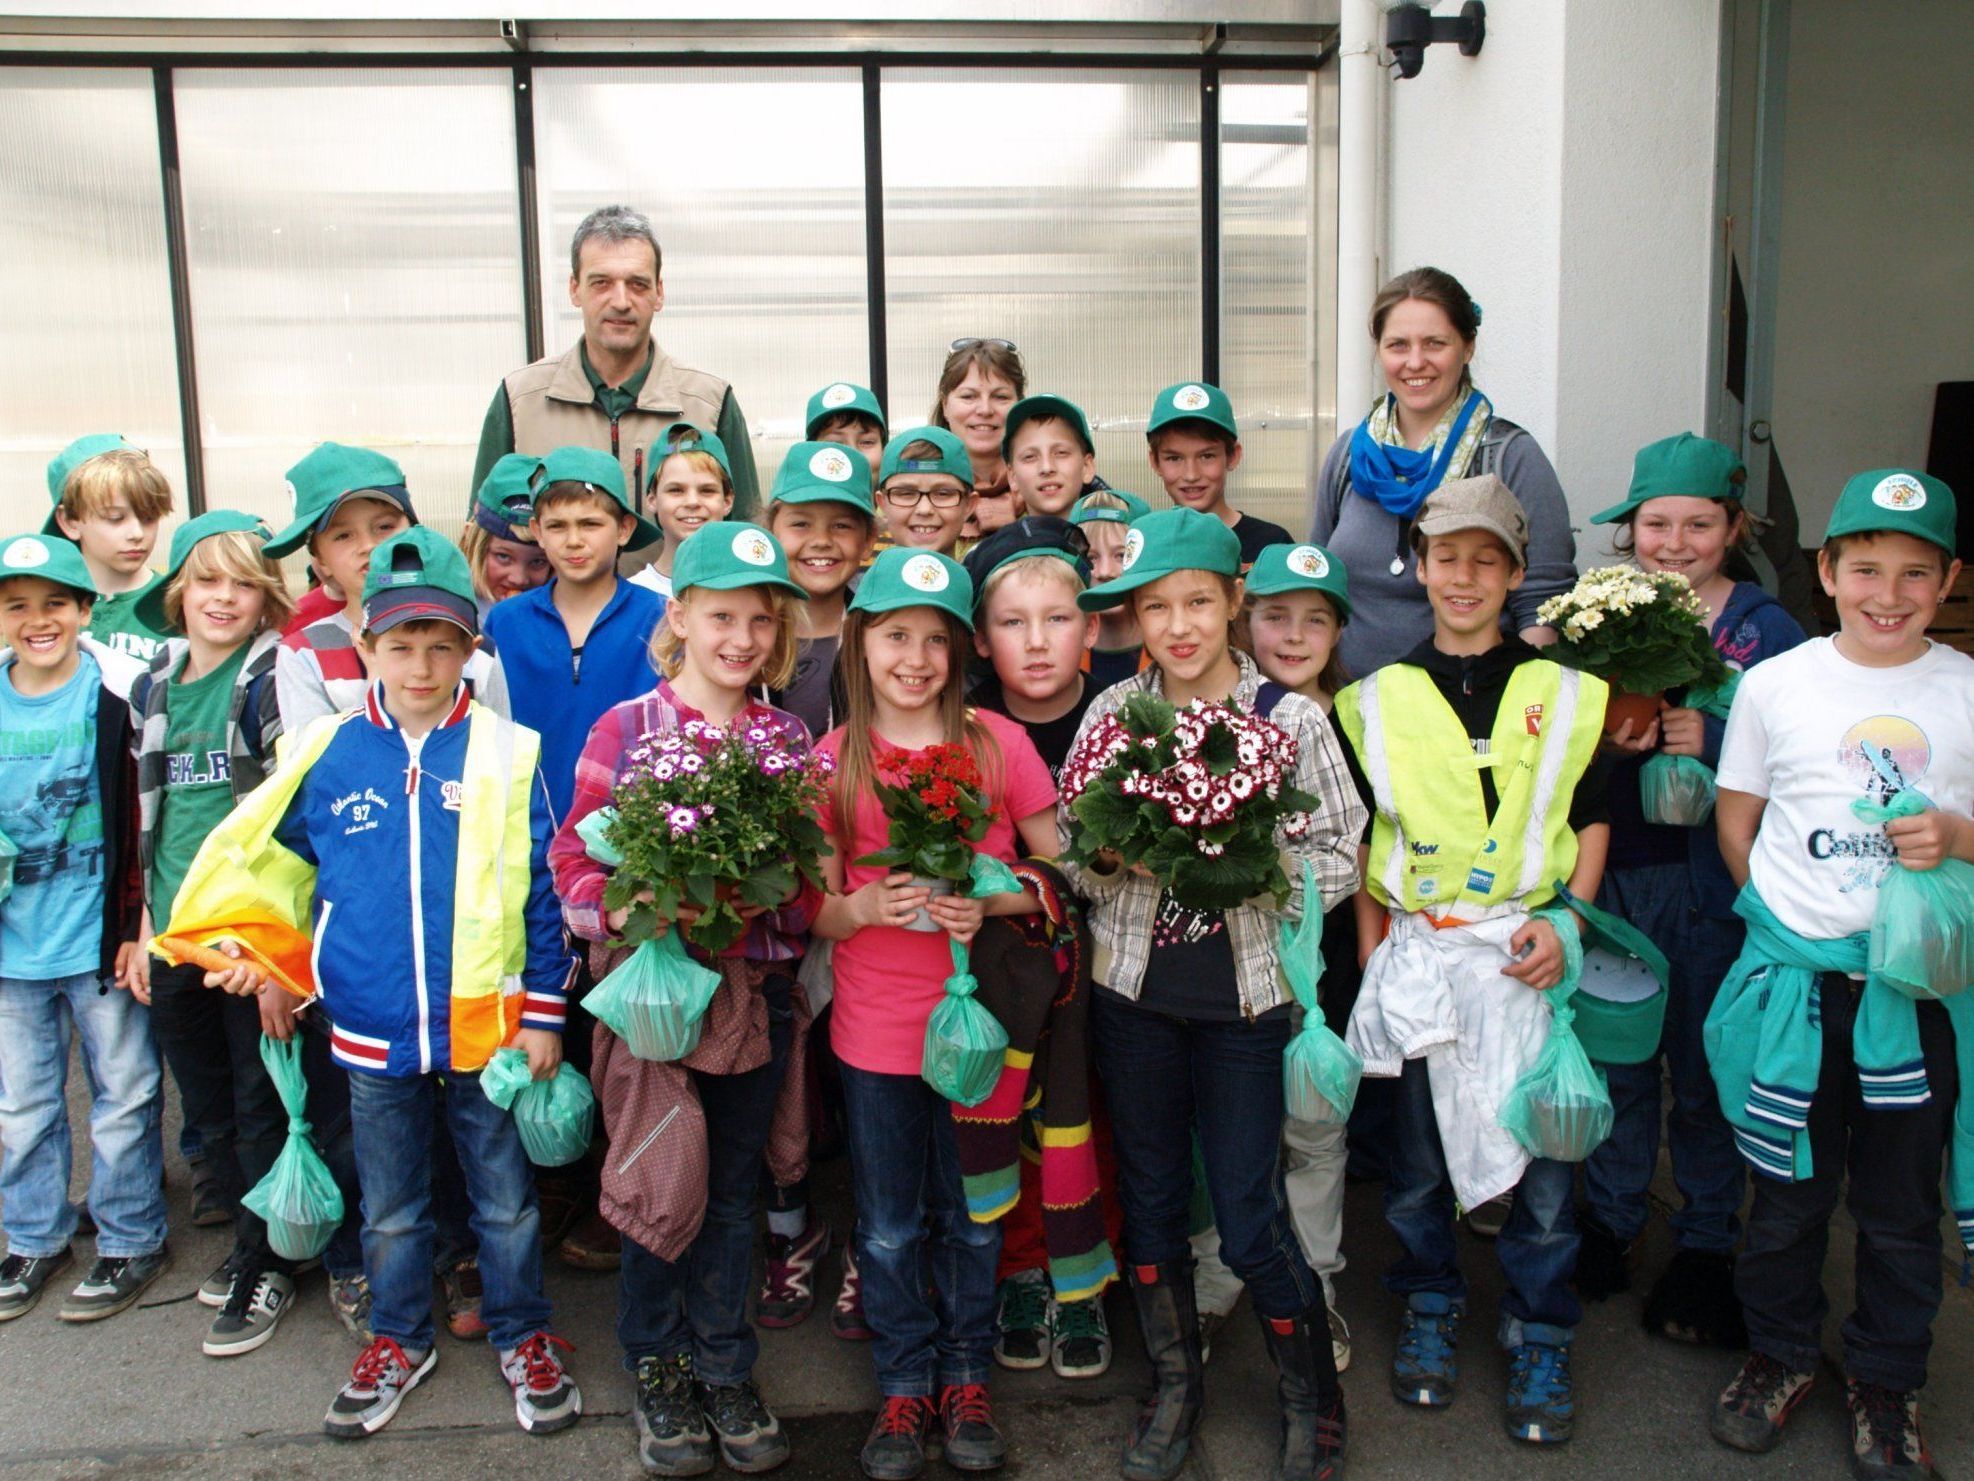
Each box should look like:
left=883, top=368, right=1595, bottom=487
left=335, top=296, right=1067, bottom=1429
left=1411, top=474, right=1529, bottom=567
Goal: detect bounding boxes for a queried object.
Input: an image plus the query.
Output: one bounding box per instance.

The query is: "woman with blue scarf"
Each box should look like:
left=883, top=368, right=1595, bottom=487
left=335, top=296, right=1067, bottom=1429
left=1310, top=267, right=1577, bottom=678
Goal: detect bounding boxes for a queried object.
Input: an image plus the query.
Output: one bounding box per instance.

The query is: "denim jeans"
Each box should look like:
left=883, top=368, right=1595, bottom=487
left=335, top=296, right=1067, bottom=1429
left=1583, top=861, right=1747, bottom=1250
left=1091, top=990, right=1322, bottom=1320
left=295, top=1015, right=371, bottom=1281
left=0, top=973, right=167, bottom=1258
left=840, top=1061, right=1002, bottom=1397
left=348, top=1067, right=550, bottom=1352
left=1385, top=1056, right=1580, bottom=1342
left=620, top=974, right=793, bottom=1384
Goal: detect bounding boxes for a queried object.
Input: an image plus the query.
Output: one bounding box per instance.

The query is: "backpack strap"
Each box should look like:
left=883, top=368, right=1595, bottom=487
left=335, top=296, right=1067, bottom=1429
left=1256, top=680, right=1290, bottom=720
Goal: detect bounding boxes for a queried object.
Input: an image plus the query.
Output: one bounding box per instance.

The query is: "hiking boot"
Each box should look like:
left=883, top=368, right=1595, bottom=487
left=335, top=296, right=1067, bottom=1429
left=859, top=1394, right=933, bottom=1481
left=1574, top=1212, right=1633, bottom=1301
left=701, top=1377, right=791, bottom=1473
left=938, top=1383, right=1006, bottom=1471
left=1198, top=1309, right=1225, bottom=1365
left=756, top=1217, right=828, bottom=1329
left=992, top=1269, right=1050, bottom=1371
left=501, top=1330, right=581, bottom=1435
left=832, top=1245, right=873, bottom=1342
left=634, top=1353, right=714, bottom=1476
left=1122, top=1260, right=1203, bottom=1481
left=1258, top=1305, right=1348, bottom=1479
left=324, top=1336, right=436, bottom=1438
left=329, top=1272, right=374, bottom=1343
left=190, top=1160, right=233, bottom=1228
left=1051, top=1293, right=1112, bottom=1379
left=1503, top=1339, right=1574, bottom=1443
left=204, top=1266, right=295, bottom=1357
left=556, top=1208, right=622, bottom=1271
left=1328, top=1304, right=1352, bottom=1374
left=1390, top=1292, right=1462, bottom=1407
left=59, top=1249, right=169, bottom=1322
left=1710, top=1351, right=1816, bottom=1453
left=0, top=1249, right=72, bottom=1322
left=1847, top=1377, right=1935, bottom=1480
left=198, top=1250, right=245, bottom=1309
left=440, top=1256, right=488, bottom=1340
left=1644, top=1247, right=1746, bottom=1348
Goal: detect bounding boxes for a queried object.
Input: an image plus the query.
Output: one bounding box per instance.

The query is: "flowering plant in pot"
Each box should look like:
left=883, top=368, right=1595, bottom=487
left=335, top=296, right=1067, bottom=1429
left=854, top=742, right=998, bottom=931
left=1535, top=566, right=1730, bottom=732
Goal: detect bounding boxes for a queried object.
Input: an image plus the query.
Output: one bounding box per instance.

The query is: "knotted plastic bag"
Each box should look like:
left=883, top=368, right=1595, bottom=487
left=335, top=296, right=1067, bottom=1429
left=241, top=1033, right=345, bottom=1260
left=1639, top=754, right=1717, bottom=827
left=1278, top=861, right=1361, bottom=1124
left=1499, top=911, right=1614, bottom=1162
left=921, top=852, right=1021, bottom=1106
left=1854, top=791, right=1974, bottom=1000
left=480, top=1048, right=597, bottom=1167
left=585, top=930, right=723, bottom=1062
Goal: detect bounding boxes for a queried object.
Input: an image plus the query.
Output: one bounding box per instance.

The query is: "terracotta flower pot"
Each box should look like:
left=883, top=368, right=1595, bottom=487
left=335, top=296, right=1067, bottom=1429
left=1603, top=687, right=1665, bottom=737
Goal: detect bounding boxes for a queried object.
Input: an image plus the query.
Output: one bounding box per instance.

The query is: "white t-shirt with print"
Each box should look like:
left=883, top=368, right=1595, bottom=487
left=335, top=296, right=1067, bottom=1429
left=1717, top=636, right=1974, bottom=940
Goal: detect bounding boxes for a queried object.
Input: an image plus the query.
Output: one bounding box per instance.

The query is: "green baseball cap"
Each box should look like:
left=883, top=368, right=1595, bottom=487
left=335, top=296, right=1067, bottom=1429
left=879, top=426, right=973, bottom=487
left=361, top=526, right=479, bottom=637
left=1078, top=506, right=1240, bottom=612
left=0, top=533, right=99, bottom=600
left=1244, top=542, right=1353, bottom=622
left=652, top=421, right=734, bottom=488
left=1590, top=433, right=1746, bottom=525
left=266, top=443, right=414, bottom=558
left=1070, top=489, right=1152, bottom=526
left=771, top=440, right=876, bottom=516
left=43, top=433, right=142, bottom=534
left=538, top=444, right=661, bottom=551
left=473, top=454, right=546, bottom=542
left=672, top=520, right=809, bottom=601
left=848, top=546, right=975, bottom=630
left=135, top=509, right=273, bottom=633
left=1824, top=468, right=1958, bottom=556
left=1002, top=394, right=1094, bottom=459
left=805, top=381, right=887, bottom=441
left=1147, top=381, right=1238, bottom=441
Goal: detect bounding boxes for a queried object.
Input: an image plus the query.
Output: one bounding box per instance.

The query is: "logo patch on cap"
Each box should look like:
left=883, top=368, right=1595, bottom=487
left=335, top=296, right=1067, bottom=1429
left=900, top=554, right=950, bottom=592
left=1872, top=474, right=1927, bottom=512
left=731, top=528, right=777, bottom=567
left=1171, top=384, right=1211, bottom=413
left=810, top=447, right=855, bottom=483
left=820, top=383, right=857, bottom=410
left=2, top=537, right=50, bottom=570
left=1121, top=527, right=1146, bottom=571
left=1288, top=545, right=1330, bottom=579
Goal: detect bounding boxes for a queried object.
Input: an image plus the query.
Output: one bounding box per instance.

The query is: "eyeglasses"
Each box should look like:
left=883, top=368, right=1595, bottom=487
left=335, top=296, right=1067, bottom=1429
left=948, top=337, right=1018, bottom=355
left=881, top=485, right=968, bottom=510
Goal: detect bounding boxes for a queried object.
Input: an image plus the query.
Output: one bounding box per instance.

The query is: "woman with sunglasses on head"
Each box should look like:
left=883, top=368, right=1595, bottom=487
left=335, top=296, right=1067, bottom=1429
left=932, top=337, right=1027, bottom=549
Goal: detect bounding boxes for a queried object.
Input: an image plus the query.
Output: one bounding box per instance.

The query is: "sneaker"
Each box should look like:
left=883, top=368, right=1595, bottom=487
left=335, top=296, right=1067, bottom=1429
left=859, top=1395, right=933, bottom=1480
left=1198, top=1309, right=1225, bottom=1365
left=756, top=1217, right=829, bottom=1329
left=1710, top=1352, right=1816, bottom=1453
left=1329, top=1304, right=1352, bottom=1374
left=0, top=1249, right=72, bottom=1322
left=1503, top=1340, right=1574, bottom=1443
left=190, top=1161, right=233, bottom=1228
left=633, top=1353, right=714, bottom=1476
left=1847, top=1377, right=1934, bottom=1480
left=198, top=1250, right=245, bottom=1309
left=556, top=1208, right=622, bottom=1271
left=937, top=1383, right=1006, bottom=1472
left=1463, top=1193, right=1512, bottom=1239
left=832, top=1246, right=874, bottom=1342
left=1389, top=1293, right=1462, bottom=1407
left=329, top=1272, right=374, bottom=1343
left=58, top=1249, right=169, bottom=1322
left=700, top=1378, right=791, bottom=1473
left=323, top=1336, right=436, bottom=1439
left=204, top=1267, right=295, bottom=1357
left=992, top=1269, right=1050, bottom=1371
left=500, top=1330, right=582, bottom=1435
left=1050, top=1294, right=1112, bottom=1379
left=440, top=1257, right=488, bottom=1341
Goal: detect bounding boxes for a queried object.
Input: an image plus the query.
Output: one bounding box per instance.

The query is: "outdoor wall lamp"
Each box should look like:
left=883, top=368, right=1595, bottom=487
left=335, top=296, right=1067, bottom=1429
left=1385, top=2, right=1487, bottom=80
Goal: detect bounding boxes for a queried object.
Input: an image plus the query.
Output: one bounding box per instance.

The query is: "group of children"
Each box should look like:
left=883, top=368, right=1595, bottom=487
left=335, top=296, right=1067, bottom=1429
left=0, top=353, right=1968, bottom=1481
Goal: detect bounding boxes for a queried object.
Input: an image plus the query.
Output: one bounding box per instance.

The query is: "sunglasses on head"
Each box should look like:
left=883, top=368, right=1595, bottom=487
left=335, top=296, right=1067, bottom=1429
left=948, top=337, right=1018, bottom=355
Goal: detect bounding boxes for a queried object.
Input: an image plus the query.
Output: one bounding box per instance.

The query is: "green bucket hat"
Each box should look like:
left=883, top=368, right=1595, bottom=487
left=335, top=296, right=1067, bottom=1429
left=1070, top=489, right=1152, bottom=526
left=473, top=454, right=546, bottom=543
left=539, top=445, right=661, bottom=552
left=805, top=381, right=887, bottom=441
left=848, top=546, right=975, bottom=630
left=1555, top=885, right=1670, bottom=1066
left=879, top=426, right=973, bottom=487
left=361, top=526, right=479, bottom=637
left=0, top=533, right=99, bottom=600
left=672, top=520, right=809, bottom=601
left=771, top=440, right=876, bottom=516
left=651, top=421, right=735, bottom=488
left=1147, top=381, right=1238, bottom=441
left=1590, top=433, right=1746, bottom=525
left=266, top=443, right=414, bottom=558
left=135, top=509, right=273, bottom=633
left=1823, top=468, right=1958, bottom=557
left=1002, top=394, right=1095, bottom=459
left=1077, top=506, right=1240, bottom=612
left=43, top=433, right=142, bottom=535
left=1244, top=542, right=1353, bottom=622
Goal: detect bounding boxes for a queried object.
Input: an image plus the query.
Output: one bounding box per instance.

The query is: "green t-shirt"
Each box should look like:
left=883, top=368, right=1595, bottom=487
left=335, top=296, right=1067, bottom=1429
left=88, top=573, right=170, bottom=666
left=150, top=644, right=248, bottom=917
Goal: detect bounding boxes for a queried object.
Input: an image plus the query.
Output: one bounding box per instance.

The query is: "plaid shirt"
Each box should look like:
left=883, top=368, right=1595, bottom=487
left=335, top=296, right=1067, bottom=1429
left=1058, top=650, right=1366, bottom=1019
left=129, top=630, right=283, bottom=918
left=547, top=681, right=820, bottom=960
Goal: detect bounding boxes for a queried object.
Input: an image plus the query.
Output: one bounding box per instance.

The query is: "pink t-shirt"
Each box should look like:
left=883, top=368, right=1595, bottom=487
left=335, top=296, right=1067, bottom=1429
left=819, top=708, right=1057, bottom=1075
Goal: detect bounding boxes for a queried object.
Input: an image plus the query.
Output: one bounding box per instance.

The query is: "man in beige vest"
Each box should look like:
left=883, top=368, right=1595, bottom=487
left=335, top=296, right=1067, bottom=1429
left=472, top=205, right=760, bottom=553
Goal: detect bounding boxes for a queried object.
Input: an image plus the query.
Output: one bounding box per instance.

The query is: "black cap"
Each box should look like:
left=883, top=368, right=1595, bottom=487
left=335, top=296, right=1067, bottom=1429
left=960, top=515, right=1092, bottom=610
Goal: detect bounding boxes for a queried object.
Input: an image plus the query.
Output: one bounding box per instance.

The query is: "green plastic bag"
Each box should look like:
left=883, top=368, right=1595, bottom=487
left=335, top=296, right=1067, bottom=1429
left=0, top=828, right=16, bottom=906
left=241, top=1034, right=345, bottom=1261
left=481, top=1048, right=597, bottom=1167
left=1639, top=753, right=1717, bottom=827
left=1278, top=861, right=1361, bottom=1124
left=585, top=931, right=722, bottom=1062
left=1499, top=911, right=1614, bottom=1162
left=575, top=805, right=624, bottom=868
left=1854, top=790, right=1974, bottom=1000
left=920, top=853, right=1022, bottom=1106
